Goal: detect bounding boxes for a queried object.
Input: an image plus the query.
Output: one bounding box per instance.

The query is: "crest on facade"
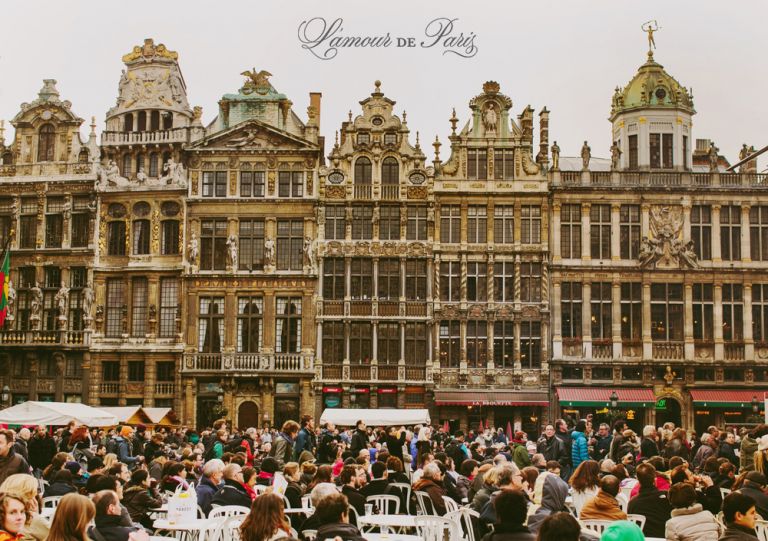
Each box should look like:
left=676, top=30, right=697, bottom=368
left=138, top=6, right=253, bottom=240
left=639, top=205, right=698, bottom=269
left=240, top=69, right=273, bottom=95
left=122, top=39, right=179, bottom=63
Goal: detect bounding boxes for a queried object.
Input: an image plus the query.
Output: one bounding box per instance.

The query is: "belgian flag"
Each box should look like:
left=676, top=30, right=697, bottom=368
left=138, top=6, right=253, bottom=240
left=0, top=238, right=10, bottom=327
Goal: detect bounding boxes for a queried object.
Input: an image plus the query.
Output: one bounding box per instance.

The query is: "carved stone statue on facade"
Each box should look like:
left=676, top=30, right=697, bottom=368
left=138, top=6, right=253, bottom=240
left=483, top=103, right=498, bottom=133
left=97, top=160, right=129, bottom=188
left=30, top=282, right=42, bottom=320
left=676, top=240, right=699, bottom=268
left=708, top=142, right=719, bottom=172
left=581, top=141, right=591, bottom=170
left=610, top=141, right=622, bottom=170
left=187, top=232, right=199, bottom=267
left=551, top=141, right=560, bottom=171
left=264, top=237, right=276, bottom=267
left=303, top=236, right=316, bottom=273
left=6, top=280, right=15, bottom=320
left=162, top=157, right=187, bottom=186
left=226, top=235, right=238, bottom=270
left=371, top=206, right=380, bottom=226
left=55, top=282, right=70, bottom=320
left=136, top=168, right=147, bottom=183
left=62, top=200, right=71, bottom=221
left=82, top=282, right=94, bottom=323
left=638, top=236, right=658, bottom=268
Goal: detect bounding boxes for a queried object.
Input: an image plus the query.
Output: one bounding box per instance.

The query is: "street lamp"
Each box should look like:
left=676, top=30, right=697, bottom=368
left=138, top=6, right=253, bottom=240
left=1, top=386, right=9, bottom=406
left=609, top=391, right=619, bottom=409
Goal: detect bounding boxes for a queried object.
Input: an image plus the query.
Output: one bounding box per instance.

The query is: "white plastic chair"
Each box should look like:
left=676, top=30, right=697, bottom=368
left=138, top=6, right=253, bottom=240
left=415, top=515, right=463, bottom=541
left=442, top=495, right=460, bottom=514
left=446, top=508, right=479, bottom=541
left=253, top=484, right=270, bottom=494
left=415, top=490, right=434, bottom=515
left=389, top=482, right=412, bottom=513
left=616, top=493, right=629, bottom=513
left=302, top=530, right=318, bottom=541
left=579, top=520, right=613, bottom=535
left=366, top=494, right=400, bottom=515
left=301, top=495, right=313, bottom=510
left=626, top=514, right=646, bottom=530
left=42, top=496, right=63, bottom=509
left=720, top=487, right=732, bottom=499
left=755, top=519, right=768, bottom=541
left=207, top=515, right=242, bottom=541
left=208, top=505, right=250, bottom=519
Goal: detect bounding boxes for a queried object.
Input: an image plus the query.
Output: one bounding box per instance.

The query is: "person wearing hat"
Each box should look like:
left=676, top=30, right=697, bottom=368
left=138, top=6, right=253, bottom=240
left=738, top=471, right=768, bottom=520
left=598, top=521, right=645, bottom=541
left=257, top=456, right=279, bottom=486
left=720, top=491, right=760, bottom=540
left=114, top=426, right=140, bottom=469
left=510, top=431, right=531, bottom=470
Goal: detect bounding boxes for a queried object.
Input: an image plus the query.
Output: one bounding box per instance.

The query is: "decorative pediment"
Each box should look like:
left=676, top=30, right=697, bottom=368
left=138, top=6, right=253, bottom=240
left=191, top=120, right=317, bottom=151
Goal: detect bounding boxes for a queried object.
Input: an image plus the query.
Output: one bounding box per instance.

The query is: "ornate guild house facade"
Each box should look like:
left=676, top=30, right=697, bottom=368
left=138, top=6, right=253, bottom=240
left=0, top=36, right=765, bottom=433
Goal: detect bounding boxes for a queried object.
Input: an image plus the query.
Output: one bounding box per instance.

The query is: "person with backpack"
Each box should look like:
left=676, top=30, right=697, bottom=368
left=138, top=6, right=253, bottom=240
left=270, top=421, right=299, bottom=469
left=445, top=432, right=469, bottom=468
left=204, top=429, right=227, bottom=461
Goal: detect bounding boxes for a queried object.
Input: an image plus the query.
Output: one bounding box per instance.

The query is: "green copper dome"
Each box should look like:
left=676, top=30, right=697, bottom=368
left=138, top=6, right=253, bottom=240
left=610, top=52, right=695, bottom=120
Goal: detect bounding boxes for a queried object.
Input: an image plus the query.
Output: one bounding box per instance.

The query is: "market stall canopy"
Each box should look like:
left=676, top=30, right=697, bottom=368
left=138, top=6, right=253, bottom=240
left=556, top=387, right=655, bottom=407
left=0, top=401, right=119, bottom=427
left=143, top=408, right=180, bottom=426
left=320, top=408, right=430, bottom=427
left=98, top=406, right=153, bottom=426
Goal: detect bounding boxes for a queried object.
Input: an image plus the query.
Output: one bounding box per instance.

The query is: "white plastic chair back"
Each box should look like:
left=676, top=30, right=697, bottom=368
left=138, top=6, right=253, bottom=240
left=442, top=495, right=460, bottom=514
left=389, top=482, right=412, bottom=512
left=580, top=520, right=613, bottom=535
left=208, top=505, right=250, bottom=519
left=302, top=530, right=318, bottom=541
left=626, top=514, right=646, bottom=530
left=720, top=487, right=732, bottom=499
left=253, top=484, right=270, bottom=494
left=366, top=494, right=400, bottom=515
left=415, top=490, right=434, bottom=515
left=347, top=504, right=359, bottom=528
left=446, top=509, right=479, bottom=541
left=42, top=496, right=62, bottom=509
left=619, top=485, right=633, bottom=500
left=207, top=515, right=242, bottom=541
left=755, top=519, right=768, bottom=541
left=616, top=493, right=629, bottom=513
left=415, top=515, right=462, bottom=541
left=301, top=495, right=313, bottom=510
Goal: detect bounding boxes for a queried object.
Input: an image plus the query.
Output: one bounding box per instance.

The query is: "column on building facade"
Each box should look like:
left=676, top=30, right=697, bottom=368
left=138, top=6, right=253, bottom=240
left=487, top=253, right=495, bottom=307
left=581, top=203, right=591, bottom=261
left=81, top=351, right=91, bottom=404
left=611, top=280, right=622, bottom=358
left=713, top=283, right=724, bottom=360
left=682, top=203, right=692, bottom=242
left=582, top=281, right=592, bottom=359
left=642, top=281, right=652, bottom=360
left=372, top=322, right=378, bottom=363
left=143, top=357, right=155, bottom=407
left=224, top=291, right=237, bottom=351
left=118, top=353, right=127, bottom=406
left=552, top=203, right=562, bottom=262
left=744, top=284, right=755, bottom=360
left=487, top=315, right=495, bottom=370
left=684, top=282, right=695, bottom=359
left=742, top=204, right=752, bottom=263
left=611, top=204, right=621, bottom=261
left=513, top=320, right=522, bottom=370
left=552, top=280, right=562, bottom=358
left=712, top=205, right=722, bottom=262
left=641, top=204, right=650, bottom=241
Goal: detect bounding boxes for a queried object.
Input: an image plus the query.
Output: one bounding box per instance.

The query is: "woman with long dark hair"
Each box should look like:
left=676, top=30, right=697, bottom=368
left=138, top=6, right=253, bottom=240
left=45, top=493, right=95, bottom=541
left=240, top=493, right=291, bottom=541
left=568, top=460, right=600, bottom=516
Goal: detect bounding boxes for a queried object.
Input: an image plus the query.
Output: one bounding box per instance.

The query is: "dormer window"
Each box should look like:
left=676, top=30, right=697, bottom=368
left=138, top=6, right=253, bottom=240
left=650, top=133, right=673, bottom=169
left=357, top=133, right=370, bottom=145
left=384, top=132, right=397, bottom=145
left=37, top=124, right=55, bottom=162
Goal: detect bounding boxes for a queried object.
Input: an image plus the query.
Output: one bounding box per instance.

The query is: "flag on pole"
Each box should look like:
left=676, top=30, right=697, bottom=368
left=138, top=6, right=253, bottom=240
left=0, top=244, right=10, bottom=327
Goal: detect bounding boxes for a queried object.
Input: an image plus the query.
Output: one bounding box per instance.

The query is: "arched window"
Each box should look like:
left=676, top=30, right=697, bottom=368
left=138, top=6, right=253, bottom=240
left=124, top=114, right=133, bottom=132
left=122, top=154, right=133, bottom=178
left=381, top=157, right=399, bottom=184
left=78, top=148, right=89, bottom=164
left=162, top=113, right=173, bottom=130
left=150, top=111, right=160, bottom=131
left=148, top=152, right=159, bottom=177
left=132, top=219, right=150, bottom=254
left=37, top=124, right=55, bottom=162
left=136, top=153, right=145, bottom=175
left=1, top=151, right=14, bottom=165
left=137, top=111, right=147, bottom=132
left=354, top=157, right=372, bottom=185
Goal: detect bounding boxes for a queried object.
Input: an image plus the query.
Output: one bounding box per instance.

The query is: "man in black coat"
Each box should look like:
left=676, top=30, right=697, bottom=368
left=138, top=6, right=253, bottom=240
left=350, top=420, right=368, bottom=456
left=89, top=489, right=146, bottom=541
left=0, top=430, right=29, bottom=485
left=591, top=423, right=613, bottom=461
left=210, top=463, right=251, bottom=509
left=28, top=426, right=56, bottom=473
left=536, top=425, right=567, bottom=471
left=314, top=492, right=366, bottom=541
left=627, top=463, right=671, bottom=539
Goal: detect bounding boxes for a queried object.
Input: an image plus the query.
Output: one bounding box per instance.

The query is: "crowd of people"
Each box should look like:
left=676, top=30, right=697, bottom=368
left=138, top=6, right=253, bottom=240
left=0, top=414, right=764, bottom=540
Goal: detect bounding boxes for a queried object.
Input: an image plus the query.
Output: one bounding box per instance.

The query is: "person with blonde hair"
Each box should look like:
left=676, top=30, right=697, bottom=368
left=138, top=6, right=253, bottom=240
left=102, top=453, right=118, bottom=471
left=0, top=473, right=48, bottom=541
left=46, top=493, right=95, bottom=541
left=0, top=493, right=27, bottom=541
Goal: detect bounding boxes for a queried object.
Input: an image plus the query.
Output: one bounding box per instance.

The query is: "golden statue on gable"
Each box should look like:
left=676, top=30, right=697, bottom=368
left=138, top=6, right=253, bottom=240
left=642, top=21, right=660, bottom=53
left=122, top=39, right=179, bottom=63
left=241, top=69, right=273, bottom=95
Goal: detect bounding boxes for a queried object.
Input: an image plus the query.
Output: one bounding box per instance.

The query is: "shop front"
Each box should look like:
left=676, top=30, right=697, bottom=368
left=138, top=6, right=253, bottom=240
left=690, top=389, right=767, bottom=434
left=377, top=387, right=398, bottom=408
left=556, top=387, right=655, bottom=432
left=433, top=391, right=549, bottom=437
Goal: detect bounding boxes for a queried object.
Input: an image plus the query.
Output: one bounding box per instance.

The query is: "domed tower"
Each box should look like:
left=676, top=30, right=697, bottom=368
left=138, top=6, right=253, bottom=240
left=609, top=47, right=695, bottom=171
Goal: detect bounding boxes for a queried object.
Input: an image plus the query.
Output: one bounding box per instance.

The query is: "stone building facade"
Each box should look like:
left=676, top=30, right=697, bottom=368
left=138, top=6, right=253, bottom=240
left=314, top=82, right=435, bottom=415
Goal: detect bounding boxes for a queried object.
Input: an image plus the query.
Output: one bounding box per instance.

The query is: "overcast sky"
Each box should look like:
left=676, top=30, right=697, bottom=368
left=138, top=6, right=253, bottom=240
left=1, top=0, right=764, bottom=167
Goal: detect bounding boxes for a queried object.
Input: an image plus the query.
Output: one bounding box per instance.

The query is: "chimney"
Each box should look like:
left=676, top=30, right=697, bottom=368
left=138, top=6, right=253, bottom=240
left=309, top=92, right=322, bottom=131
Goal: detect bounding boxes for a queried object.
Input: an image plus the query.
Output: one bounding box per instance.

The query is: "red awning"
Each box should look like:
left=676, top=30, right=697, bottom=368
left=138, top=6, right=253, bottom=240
left=434, top=391, right=549, bottom=407
left=690, top=389, right=768, bottom=406
left=556, top=387, right=655, bottom=407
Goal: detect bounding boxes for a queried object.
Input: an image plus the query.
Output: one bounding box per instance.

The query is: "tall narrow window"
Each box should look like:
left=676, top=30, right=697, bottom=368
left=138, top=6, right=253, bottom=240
left=45, top=197, right=64, bottom=248
left=682, top=136, right=689, bottom=170
left=440, top=261, right=461, bottom=302
left=71, top=196, right=90, bottom=248
left=68, top=267, right=86, bottom=331
left=405, top=260, right=427, bottom=300
left=521, top=262, right=541, bottom=302
left=37, top=124, right=55, bottom=162
left=691, top=206, right=711, bottom=260
left=466, top=320, right=487, bottom=368
left=132, top=220, right=150, bottom=255
left=493, top=206, right=514, bottom=244
left=591, top=282, right=612, bottom=340
left=379, top=206, right=400, bottom=240
left=722, top=284, right=743, bottom=342
left=692, top=283, right=713, bottom=341
left=439, top=320, right=461, bottom=367
left=721, top=205, right=741, bottom=261
left=131, top=277, right=148, bottom=337
left=351, top=206, right=373, bottom=240
left=200, top=219, right=227, bottom=270
left=590, top=204, right=611, bottom=259
left=161, top=220, right=180, bottom=255
left=467, top=206, right=487, bottom=244
left=42, top=267, right=61, bottom=331
left=0, top=199, right=12, bottom=250
left=650, top=133, right=661, bottom=169
left=202, top=171, right=227, bottom=197
left=354, top=157, right=372, bottom=184
left=238, top=219, right=265, bottom=271
left=350, top=259, right=373, bottom=300
left=275, top=297, right=301, bottom=353
left=651, top=283, right=684, bottom=341
left=15, top=267, right=36, bottom=331
left=237, top=297, right=263, bottom=353
left=148, top=153, right=159, bottom=178
left=466, top=262, right=487, bottom=302
left=620, top=205, right=640, bottom=260
left=753, top=285, right=768, bottom=343
left=494, top=261, right=514, bottom=302
left=440, top=206, right=461, bottom=243
left=322, top=322, right=345, bottom=363
left=750, top=206, right=768, bottom=261
left=377, top=323, right=399, bottom=365
left=381, top=157, right=399, bottom=185
left=405, top=323, right=427, bottom=364
left=494, top=321, right=514, bottom=368
left=378, top=259, right=400, bottom=300
left=628, top=134, right=638, bottom=169
left=521, top=206, right=541, bottom=244
left=122, top=154, right=133, bottom=178
left=621, top=283, right=642, bottom=341
left=322, top=258, right=345, bottom=300
left=105, top=279, right=125, bottom=338
left=276, top=219, right=303, bottom=270
left=349, top=323, right=372, bottom=364
left=561, top=282, right=582, bottom=339
left=19, top=198, right=37, bottom=249
left=325, top=206, right=346, bottom=240
left=406, top=207, right=427, bottom=240
left=107, top=221, right=126, bottom=256
left=159, top=278, right=178, bottom=338
left=198, top=297, right=224, bottom=352
left=560, top=204, right=581, bottom=259
left=520, top=321, right=541, bottom=369
left=493, top=149, right=514, bottom=180
left=467, top=149, right=487, bottom=180
left=662, top=133, right=674, bottom=168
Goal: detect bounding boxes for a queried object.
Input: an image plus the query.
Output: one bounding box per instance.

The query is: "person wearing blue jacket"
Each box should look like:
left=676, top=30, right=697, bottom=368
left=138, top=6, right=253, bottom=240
left=571, top=419, right=590, bottom=471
